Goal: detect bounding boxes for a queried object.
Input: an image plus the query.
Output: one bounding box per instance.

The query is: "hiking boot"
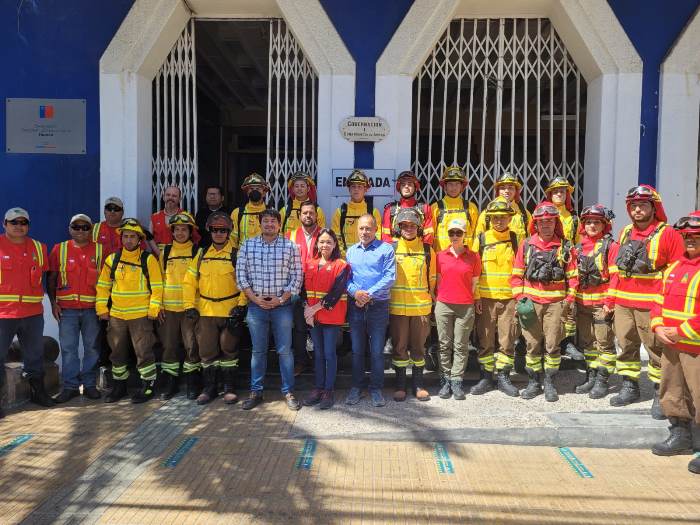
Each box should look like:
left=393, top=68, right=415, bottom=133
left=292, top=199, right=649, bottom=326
left=451, top=379, right=466, bottom=400
left=185, top=371, right=202, bottom=400
left=104, top=379, right=127, bottom=403
left=370, top=389, right=386, bottom=407
left=575, top=368, right=597, bottom=394
left=589, top=368, right=610, bottom=399
left=345, top=387, right=362, bottom=405
left=285, top=392, right=301, bottom=411
left=438, top=374, right=452, bottom=399
left=242, top=391, right=263, bottom=410
left=131, top=379, right=156, bottom=404
left=221, top=367, right=238, bottom=404
left=393, top=367, right=407, bottom=402
left=650, top=384, right=666, bottom=420
left=303, top=388, right=323, bottom=407
left=412, top=366, right=430, bottom=401
left=53, top=388, right=80, bottom=404
left=496, top=369, right=519, bottom=397
left=470, top=369, right=494, bottom=395
left=652, top=417, right=693, bottom=456
left=28, top=376, right=54, bottom=407
left=689, top=456, right=700, bottom=475
left=609, top=377, right=640, bottom=406
left=160, top=373, right=179, bottom=401
left=319, top=390, right=334, bottom=410
left=520, top=369, right=542, bottom=400
left=562, top=338, right=585, bottom=361
left=543, top=369, right=559, bottom=402
left=83, top=386, right=101, bottom=399
left=196, top=366, right=218, bottom=405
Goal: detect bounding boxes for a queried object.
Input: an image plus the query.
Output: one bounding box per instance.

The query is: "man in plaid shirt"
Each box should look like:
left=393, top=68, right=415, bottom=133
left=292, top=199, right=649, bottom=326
left=237, top=208, right=303, bottom=410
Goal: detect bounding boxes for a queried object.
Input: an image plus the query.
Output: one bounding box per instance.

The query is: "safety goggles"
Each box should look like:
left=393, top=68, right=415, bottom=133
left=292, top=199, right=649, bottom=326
left=581, top=205, right=615, bottom=221
left=120, top=218, right=141, bottom=228
left=447, top=230, right=464, bottom=237
left=674, top=216, right=700, bottom=230
left=532, top=205, right=558, bottom=218
left=6, top=219, right=29, bottom=226
left=70, top=224, right=91, bottom=231
left=168, top=213, right=193, bottom=225
left=209, top=227, right=230, bottom=234
left=626, top=186, right=655, bottom=199
left=105, top=204, right=123, bottom=212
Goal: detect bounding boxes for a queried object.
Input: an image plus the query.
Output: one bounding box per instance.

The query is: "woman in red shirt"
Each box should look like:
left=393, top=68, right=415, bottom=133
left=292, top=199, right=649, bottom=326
left=435, top=218, right=481, bottom=400
left=302, top=229, right=350, bottom=409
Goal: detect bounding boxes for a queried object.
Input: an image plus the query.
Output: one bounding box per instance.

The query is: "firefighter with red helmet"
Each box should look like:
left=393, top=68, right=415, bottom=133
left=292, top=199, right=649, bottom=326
left=280, top=171, right=326, bottom=236
left=650, top=211, right=700, bottom=474
left=430, top=166, right=478, bottom=251
left=606, top=185, right=684, bottom=417
left=573, top=204, right=619, bottom=399
left=475, top=172, right=532, bottom=242
left=510, top=201, right=578, bottom=402
left=381, top=170, right=434, bottom=244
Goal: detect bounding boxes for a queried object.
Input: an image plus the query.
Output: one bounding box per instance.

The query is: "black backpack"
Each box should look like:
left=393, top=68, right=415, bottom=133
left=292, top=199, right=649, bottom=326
left=162, top=243, right=199, bottom=269
left=392, top=241, right=432, bottom=292
left=477, top=231, right=518, bottom=258
left=339, top=197, right=374, bottom=250
left=436, top=198, right=472, bottom=229
left=109, top=249, right=152, bottom=292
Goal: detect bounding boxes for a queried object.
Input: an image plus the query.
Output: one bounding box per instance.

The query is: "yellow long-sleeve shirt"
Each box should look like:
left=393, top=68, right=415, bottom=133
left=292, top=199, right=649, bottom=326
left=556, top=205, right=580, bottom=243
left=472, top=229, right=518, bottom=300
left=474, top=202, right=531, bottom=243
left=182, top=240, right=244, bottom=317
left=160, top=240, right=196, bottom=312
left=390, top=237, right=437, bottom=316
left=230, top=201, right=266, bottom=249
left=431, top=196, right=479, bottom=252
left=331, top=200, right=382, bottom=256
left=95, top=248, right=163, bottom=320
left=280, top=198, right=326, bottom=236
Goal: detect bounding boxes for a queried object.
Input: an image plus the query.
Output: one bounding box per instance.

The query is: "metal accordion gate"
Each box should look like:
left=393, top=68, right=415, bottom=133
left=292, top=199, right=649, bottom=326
left=411, top=18, right=586, bottom=211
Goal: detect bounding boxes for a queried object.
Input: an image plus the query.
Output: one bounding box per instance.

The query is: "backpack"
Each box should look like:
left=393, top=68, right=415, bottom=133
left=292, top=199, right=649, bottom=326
left=281, top=199, right=321, bottom=232
left=236, top=207, right=262, bottom=240
left=522, top=238, right=572, bottom=284
left=194, top=246, right=239, bottom=302
left=477, top=231, right=518, bottom=258
left=616, top=222, right=665, bottom=277
left=109, top=249, right=152, bottom=292
left=392, top=241, right=432, bottom=292
left=162, top=243, right=199, bottom=269
left=436, top=198, right=472, bottom=229
left=339, top=197, right=374, bottom=249
left=576, top=234, right=613, bottom=289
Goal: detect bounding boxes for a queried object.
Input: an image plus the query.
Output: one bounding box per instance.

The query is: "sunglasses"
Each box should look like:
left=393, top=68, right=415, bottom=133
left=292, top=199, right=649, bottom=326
left=210, top=227, right=230, bottom=234
left=448, top=230, right=464, bottom=237
left=105, top=205, right=123, bottom=212
left=70, top=224, right=91, bottom=231
left=6, top=219, right=29, bottom=226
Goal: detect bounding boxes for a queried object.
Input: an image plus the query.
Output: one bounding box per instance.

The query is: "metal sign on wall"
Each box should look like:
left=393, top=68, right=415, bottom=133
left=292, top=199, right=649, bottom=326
left=339, top=116, right=389, bottom=142
left=331, top=169, right=396, bottom=197
left=6, top=98, right=86, bottom=154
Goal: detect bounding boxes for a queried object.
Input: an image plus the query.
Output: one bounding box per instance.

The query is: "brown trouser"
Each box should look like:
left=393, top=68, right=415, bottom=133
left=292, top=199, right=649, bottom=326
left=476, top=298, right=517, bottom=372
left=576, top=303, right=616, bottom=372
left=157, top=311, right=197, bottom=376
left=614, top=306, right=662, bottom=383
left=107, top=317, right=157, bottom=380
left=521, top=301, right=565, bottom=372
left=196, top=316, right=239, bottom=369
left=390, top=314, right=430, bottom=368
left=660, top=347, right=700, bottom=424
left=435, top=301, right=475, bottom=379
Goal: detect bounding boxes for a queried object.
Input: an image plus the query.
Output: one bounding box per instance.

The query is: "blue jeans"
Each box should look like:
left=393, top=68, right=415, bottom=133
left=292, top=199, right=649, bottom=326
left=247, top=303, right=295, bottom=394
left=348, top=300, right=389, bottom=390
left=0, top=314, right=45, bottom=379
left=311, top=324, right=339, bottom=390
left=58, top=308, right=101, bottom=389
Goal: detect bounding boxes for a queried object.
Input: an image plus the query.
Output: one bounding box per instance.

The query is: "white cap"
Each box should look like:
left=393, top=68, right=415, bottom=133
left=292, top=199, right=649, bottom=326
left=69, top=214, right=93, bottom=225
left=4, top=207, right=29, bottom=222
left=446, top=218, right=467, bottom=232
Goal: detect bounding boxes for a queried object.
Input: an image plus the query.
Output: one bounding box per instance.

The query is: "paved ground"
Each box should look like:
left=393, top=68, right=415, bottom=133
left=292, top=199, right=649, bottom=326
left=1, top=369, right=700, bottom=524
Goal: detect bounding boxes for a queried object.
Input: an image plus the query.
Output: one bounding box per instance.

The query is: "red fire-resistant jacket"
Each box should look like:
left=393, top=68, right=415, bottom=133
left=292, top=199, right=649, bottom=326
left=286, top=226, right=320, bottom=267
left=0, top=235, right=48, bottom=319
left=304, top=257, right=349, bottom=325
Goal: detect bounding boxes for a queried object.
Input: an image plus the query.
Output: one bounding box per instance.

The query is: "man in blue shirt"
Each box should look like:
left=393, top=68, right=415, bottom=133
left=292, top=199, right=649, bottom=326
left=345, top=214, right=396, bottom=406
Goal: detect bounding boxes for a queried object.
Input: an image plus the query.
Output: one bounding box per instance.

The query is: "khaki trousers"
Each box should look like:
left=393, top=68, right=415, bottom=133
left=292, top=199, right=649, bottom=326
left=195, top=316, right=239, bottom=369
left=660, top=347, right=700, bottom=425
left=390, top=314, right=430, bottom=368
left=435, top=301, right=475, bottom=379
left=157, top=311, right=197, bottom=376
left=107, top=317, right=157, bottom=380
left=576, top=303, right=616, bottom=372
left=521, top=301, right=565, bottom=372
left=476, top=298, right=517, bottom=372
left=614, top=306, right=662, bottom=383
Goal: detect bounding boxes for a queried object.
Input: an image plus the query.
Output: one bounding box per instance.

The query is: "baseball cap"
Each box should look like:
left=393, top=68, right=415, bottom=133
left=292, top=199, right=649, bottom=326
left=104, top=196, right=124, bottom=208
left=446, top=218, right=467, bottom=232
left=4, top=207, right=30, bottom=222
left=69, top=214, right=93, bottom=226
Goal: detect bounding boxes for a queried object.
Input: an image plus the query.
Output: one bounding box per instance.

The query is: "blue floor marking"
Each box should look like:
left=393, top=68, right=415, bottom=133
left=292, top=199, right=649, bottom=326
left=295, top=438, right=317, bottom=470
left=0, top=434, right=33, bottom=457
left=434, top=442, right=455, bottom=474
left=163, top=437, right=199, bottom=468
left=559, top=447, right=594, bottom=478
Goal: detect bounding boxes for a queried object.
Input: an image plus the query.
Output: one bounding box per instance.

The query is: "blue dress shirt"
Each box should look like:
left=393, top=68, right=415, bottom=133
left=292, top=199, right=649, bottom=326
left=346, top=239, right=396, bottom=301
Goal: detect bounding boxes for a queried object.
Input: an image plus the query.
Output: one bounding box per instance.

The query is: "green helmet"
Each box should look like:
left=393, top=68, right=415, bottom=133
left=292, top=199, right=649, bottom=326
left=241, top=172, right=270, bottom=192
left=346, top=169, right=370, bottom=187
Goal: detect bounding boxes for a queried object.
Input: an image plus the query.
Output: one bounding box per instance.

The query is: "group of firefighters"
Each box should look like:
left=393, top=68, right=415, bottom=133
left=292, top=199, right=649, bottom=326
left=1, top=166, right=699, bottom=475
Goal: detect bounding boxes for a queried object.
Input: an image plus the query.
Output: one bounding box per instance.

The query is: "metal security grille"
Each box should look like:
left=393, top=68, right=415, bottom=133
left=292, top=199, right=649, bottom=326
left=412, top=18, right=586, bottom=211
left=266, top=19, right=318, bottom=209
left=152, top=20, right=198, bottom=213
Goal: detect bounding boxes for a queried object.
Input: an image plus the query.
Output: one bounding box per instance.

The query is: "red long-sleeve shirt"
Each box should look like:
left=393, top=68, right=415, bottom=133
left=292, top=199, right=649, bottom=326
left=574, top=234, right=619, bottom=307
left=510, top=234, right=578, bottom=304
left=607, top=221, right=685, bottom=311
left=381, top=197, right=434, bottom=245
left=650, top=256, right=700, bottom=355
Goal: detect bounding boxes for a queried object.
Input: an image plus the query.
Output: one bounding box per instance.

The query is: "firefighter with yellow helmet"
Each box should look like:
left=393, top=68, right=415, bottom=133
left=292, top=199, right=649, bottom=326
left=95, top=218, right=164, bottom=404
left=474, top=172, right=531, bottom=242
left=230, top=172, right=270, bottom=248
left=331, top=169, right=382, bottom=256
left=280, top=171, right=326, bottom=236
left=431, top=166, right=479, bottom=251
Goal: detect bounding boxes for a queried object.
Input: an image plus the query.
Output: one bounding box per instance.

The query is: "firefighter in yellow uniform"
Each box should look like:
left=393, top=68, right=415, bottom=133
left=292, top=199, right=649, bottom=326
left=331, top=169, right=382, bottom=256
left=472, top=197, right=520, bottom=397
left=280, top=171, right=326, bottom=236
left=431, top=166, right=479, bottom=251
left=230, top=173, right=269, bottom=249
left=182, top=212, right=246, bottom=406
left=158, top=212, right=199, bottom=400
left=95, top=219, right=163, bottom=404
left=474, top=172, right=531, bottom=242
left=390, top=208, right=437, bottom=402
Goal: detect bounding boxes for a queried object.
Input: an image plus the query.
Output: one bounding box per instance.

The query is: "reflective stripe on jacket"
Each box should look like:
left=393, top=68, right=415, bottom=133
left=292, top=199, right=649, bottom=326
left=50, top=240, right=102, bottom=307
left=0, top=235, right=48, bottom=318
left=390, top=237, right=436, bottom=316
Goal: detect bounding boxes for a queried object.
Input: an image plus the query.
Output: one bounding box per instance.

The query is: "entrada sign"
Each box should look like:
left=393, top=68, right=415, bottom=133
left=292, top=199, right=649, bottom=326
left=339, top=116, right=390, bottom=142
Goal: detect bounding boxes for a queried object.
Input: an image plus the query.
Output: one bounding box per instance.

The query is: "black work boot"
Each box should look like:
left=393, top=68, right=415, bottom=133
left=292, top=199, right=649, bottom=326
left=412, top=366, right=430, bottom=401
left=221, top=367, right=238, bottom=405
left=520, top=368, right=542, bottom=400
left=438, top=374, right=452, bottom=399
left=450, top=379, right=466, bottom=400
left=589, top=368, right=610, bottom=399
left=104, top=379, right=128, bottom=403
left=470, top=369, right=494, bottom=395
left=609, top=377, right=640, bottom=406
left=575, top=368, right=597, bottom=394
left=543, top=369, right=559, bottom=402
left=185, top=371, right=202, bottom=400
left=131, top=378, right=156, bottom=404
left=197, top=366, right=218, bottom=405
left=160, top=373, right=179, bottom=400
left=652, top=417, right=693, bottom=456
left=561, top=338, right=585, bottom=361
left=496, top=369, right=519, bottom=397
left=393, top=367, right=407, bottom=402
left=650, top=383, right=666, bottom=420
left=28, top=376, right=54, bottom=407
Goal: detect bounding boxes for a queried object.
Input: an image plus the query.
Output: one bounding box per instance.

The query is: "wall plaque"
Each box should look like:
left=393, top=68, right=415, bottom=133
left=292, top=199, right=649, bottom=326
left=339, top=116, right=389, bottom=142
left=6, top=98, right=86, bottom=154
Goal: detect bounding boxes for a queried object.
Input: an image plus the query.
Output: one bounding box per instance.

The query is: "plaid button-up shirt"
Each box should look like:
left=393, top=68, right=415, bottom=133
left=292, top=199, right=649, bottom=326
left=236, top=235, right=302, bottom=298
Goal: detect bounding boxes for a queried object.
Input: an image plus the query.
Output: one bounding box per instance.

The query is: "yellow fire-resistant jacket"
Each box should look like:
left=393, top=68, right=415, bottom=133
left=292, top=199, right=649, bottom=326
left=431, top=196, right=479, bottom=252
left=230, top=201, right=266, bottom=249
left=95, top=248, right=163, bottom=320
left=390, top=237, right=437, bottom=316
left=160, top=240, right=196, bottom=312
left=471, top=229, right=518, bottom=300
left=331, top=200, right=382, bottom=256
left=182, top=240, right=245, bottom=317
left=280, top=198, right=326, bottom=236
left=474, top=203, right=531, bottom=243
left=556, top=205, right=580, bottom=243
